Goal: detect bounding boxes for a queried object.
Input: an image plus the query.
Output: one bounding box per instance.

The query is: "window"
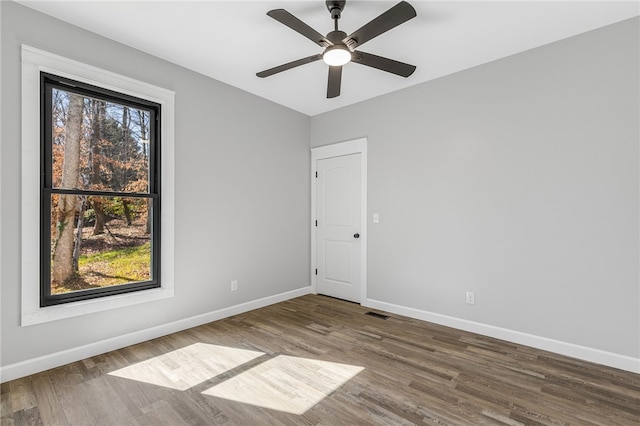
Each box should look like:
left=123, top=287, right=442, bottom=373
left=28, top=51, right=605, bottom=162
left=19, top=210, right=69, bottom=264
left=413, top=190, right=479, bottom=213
left=41, top=73, right=161, bottom=306
left=22, top=45, right=175, bottom=325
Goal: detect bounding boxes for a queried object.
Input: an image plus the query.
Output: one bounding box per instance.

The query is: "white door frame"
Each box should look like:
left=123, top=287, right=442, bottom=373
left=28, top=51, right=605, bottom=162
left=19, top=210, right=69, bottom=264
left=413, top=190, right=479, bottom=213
left=311, top=138, right=367, bottom=304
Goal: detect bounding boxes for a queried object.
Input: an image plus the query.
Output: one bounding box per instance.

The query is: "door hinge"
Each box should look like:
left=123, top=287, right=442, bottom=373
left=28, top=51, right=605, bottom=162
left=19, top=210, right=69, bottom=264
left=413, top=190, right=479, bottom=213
left=315, top=171, right=318, bottom=178
left=315, top=220, right=318, bottom=227
left=315, top=269, right=318, bottom=275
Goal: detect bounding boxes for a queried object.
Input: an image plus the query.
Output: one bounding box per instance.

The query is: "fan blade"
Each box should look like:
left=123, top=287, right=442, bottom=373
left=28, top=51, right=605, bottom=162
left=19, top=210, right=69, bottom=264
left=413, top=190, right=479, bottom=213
left=327, top=66, right=342, bottom=98
left=257, top=54, right=323, bottom=78
left=351, top=51, right=416, bottom=77
left=267, top=9, right=332, bottom=47
left=343, top=1, right=416, bottom=50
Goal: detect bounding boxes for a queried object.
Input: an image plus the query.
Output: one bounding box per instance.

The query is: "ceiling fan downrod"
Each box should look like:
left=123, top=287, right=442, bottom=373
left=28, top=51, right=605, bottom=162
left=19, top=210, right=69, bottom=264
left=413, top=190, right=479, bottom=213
left=326, top=0, right=346, bottom=30
left=325, top=1, right=348, bottom=46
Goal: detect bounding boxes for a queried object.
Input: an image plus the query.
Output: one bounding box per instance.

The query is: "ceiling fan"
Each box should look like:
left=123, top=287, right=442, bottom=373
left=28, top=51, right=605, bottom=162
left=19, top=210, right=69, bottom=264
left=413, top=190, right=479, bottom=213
left=256, top=1, right=417, bottom=99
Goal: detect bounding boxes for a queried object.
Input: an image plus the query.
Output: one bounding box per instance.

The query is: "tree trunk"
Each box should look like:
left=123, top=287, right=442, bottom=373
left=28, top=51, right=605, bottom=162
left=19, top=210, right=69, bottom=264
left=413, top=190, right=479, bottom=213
left=52, top=93, right=84, bottom=285
left=138, top=110, right=152, bottom=235
left=92, top=200, right=106, bottom=235
left=122, top=199, right=132, bottom=226
left=72, top=197, right=87, bottom=272
left=122, top=106, right=129, bottom=189
left=145, top=199, right=152, bottom=235
left=91, top=100, right=106, bottom=235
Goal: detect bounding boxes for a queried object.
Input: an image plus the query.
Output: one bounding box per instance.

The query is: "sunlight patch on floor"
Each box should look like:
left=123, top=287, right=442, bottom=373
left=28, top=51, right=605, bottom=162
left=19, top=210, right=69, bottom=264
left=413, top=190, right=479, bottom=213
left=108, top=343, right=264, bottom=390
left=201, top=355, right=364, bottom=415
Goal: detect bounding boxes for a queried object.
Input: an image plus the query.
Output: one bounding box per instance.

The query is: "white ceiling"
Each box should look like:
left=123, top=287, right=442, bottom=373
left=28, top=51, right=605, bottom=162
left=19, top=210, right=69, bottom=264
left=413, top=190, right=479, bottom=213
left=16, top=1, right=640, bottom=116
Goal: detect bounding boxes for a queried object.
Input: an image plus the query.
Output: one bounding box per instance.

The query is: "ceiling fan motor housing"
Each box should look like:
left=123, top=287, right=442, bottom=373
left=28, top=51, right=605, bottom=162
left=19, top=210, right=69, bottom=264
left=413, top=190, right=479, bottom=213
left=326, top=1, right=346, bottom=20
left=327, top=30, right=348, bottom=45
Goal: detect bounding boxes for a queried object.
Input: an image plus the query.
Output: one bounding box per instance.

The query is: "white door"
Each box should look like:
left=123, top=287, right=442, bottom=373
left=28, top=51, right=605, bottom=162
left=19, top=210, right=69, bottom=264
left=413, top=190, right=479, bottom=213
left=316, top=153, right=362, bottom=302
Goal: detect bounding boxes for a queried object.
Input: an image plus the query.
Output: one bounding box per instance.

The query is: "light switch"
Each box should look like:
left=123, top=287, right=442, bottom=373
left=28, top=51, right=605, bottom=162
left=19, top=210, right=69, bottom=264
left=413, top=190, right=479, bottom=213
left=373, top=213, right=379, bottom=223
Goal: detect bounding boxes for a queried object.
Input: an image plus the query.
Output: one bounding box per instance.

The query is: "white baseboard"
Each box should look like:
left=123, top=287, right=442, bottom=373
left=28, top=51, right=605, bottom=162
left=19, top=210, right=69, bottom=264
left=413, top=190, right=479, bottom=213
left=0, top=286, right=313, bottom=383
left=365, top=298, right=640, bottom=374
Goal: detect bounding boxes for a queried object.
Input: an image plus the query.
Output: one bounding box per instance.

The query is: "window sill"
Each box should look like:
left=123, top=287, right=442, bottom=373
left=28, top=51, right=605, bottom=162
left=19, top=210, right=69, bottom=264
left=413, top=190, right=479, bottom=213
left=21, top=286, right=174, bottom=326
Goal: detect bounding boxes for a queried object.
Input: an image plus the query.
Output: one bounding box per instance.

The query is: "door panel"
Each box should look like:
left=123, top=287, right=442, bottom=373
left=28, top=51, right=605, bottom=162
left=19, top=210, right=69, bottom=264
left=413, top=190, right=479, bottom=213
left=324, top=166, right=354, bottom=226
left=323, top=240, right=353, bottom=284
left=316, top=154, right=361, bottom=302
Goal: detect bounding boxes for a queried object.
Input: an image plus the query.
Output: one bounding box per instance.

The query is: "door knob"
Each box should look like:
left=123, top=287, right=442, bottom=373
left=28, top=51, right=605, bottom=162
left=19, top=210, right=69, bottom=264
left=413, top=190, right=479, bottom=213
left=354, top=233, right=360, bottom=239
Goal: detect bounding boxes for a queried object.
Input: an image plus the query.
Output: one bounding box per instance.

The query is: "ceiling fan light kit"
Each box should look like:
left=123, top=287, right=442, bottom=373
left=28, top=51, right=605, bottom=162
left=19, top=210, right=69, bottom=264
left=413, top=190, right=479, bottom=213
left=323, top=45, right=351, bottom=66
left=257, top=0, right=417, bottom=99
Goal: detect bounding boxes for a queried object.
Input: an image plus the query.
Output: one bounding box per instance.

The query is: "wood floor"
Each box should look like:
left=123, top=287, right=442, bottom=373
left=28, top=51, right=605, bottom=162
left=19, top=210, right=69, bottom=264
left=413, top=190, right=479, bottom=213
left=2, top=294, right=639, bottom=425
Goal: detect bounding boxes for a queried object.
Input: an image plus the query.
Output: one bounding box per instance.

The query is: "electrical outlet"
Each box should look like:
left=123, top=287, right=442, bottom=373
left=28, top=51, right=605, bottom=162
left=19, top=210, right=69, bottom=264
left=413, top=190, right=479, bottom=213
left=466, top=291, right=475, bottom=305
left=231, top=280, right=238, bottom=291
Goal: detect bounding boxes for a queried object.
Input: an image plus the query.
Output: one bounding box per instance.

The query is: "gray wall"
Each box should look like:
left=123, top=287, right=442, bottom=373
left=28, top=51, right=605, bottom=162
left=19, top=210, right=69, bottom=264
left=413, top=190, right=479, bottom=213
left=2, top=0, right=638, bottom=372
left=1, top=2, right=310, bottom=367
left=310, top=18, right=640, bottom=358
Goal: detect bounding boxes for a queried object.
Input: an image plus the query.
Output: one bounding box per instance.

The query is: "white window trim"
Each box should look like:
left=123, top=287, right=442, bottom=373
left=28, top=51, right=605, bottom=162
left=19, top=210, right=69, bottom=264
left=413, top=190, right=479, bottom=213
left=21, top=45, right=175, bottom=326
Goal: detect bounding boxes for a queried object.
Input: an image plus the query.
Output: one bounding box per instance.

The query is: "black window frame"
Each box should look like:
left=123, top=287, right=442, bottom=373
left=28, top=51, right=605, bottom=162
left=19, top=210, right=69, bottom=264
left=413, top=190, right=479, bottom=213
left=40, top=72, right=161, bottom=307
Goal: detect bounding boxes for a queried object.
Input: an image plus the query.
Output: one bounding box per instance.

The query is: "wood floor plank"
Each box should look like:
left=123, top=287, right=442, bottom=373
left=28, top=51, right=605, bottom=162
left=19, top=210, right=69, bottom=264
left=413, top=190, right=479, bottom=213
left=2, top=295, right=639, bottom=425
left=29, top=373, right=69, bottom=426
left=8, top=379, right=37, bottom=413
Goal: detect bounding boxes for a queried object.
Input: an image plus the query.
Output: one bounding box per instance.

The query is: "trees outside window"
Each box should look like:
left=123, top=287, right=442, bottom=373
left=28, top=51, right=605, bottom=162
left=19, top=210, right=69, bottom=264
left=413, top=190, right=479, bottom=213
left=41, top=72, right=161, bottom=306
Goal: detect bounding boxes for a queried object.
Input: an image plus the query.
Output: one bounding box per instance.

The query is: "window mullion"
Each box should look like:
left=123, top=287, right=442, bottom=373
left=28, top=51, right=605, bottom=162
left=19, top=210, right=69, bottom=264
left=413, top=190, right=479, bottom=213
left=49, top=188, right=155, bottom=199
